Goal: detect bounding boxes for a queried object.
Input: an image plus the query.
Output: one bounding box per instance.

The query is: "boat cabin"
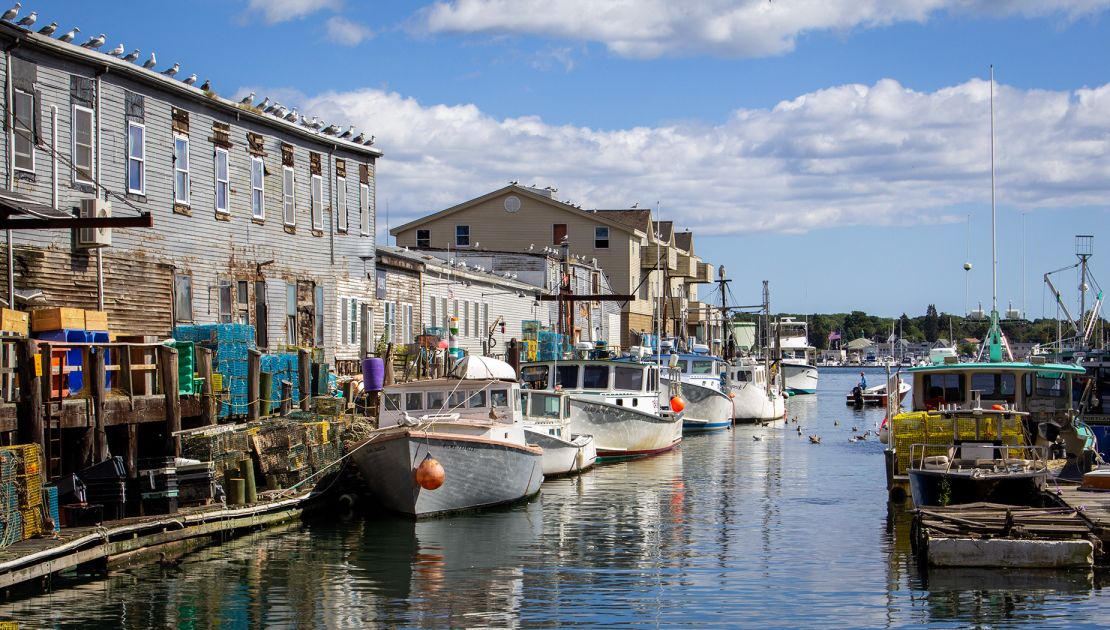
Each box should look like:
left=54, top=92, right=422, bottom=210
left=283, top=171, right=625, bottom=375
left=521, top=361, right=660, bottom=393
left=380, top=378, right=521, bottom=428
left=727, top=363, right=770, bottom=388
left=908, top=361, right=1084, bottom=419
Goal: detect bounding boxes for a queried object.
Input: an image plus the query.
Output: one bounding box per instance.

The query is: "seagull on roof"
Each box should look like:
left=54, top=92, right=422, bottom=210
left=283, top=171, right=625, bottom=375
left=256, top=96, right=270, bottom=110
left=363, top=135, right=375, bottom=146
left=309, top=117, right=322, bottom=130
left=15, top=10, right=35, bottom=28
left=183, top=74, right=197, bottom=86
left=81, top=34, right=106, bottom=49
left=161, top=62, right=179, bottom=77
left=37, top=21, right=57, bottom=35
left=121, top=49, right=140, bottom=62
left=338, top=125, right=354, bottom=139
left=58, top=26, right=79, bottom=43
left=263, top=101, right=279, bottom=114
left=199, top=78, right=210, bottom=91
left=107, top=42, right=124, bottom=57
left=321, top=123, right=339, bottom=135
left=351, top=132, right=366, bottom=144
left=1, top=3, right=20, bottom=22
left=142, top=51, right=156, bottom=68
left=284, top=107, right=298, bottom=122
left=272, top=105, right=287, bottom=118
left=239, top=92, right=254, bottom=105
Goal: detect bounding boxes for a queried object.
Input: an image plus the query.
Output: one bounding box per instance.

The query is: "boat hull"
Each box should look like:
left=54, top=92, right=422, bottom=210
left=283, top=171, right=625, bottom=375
left=783, top=362, right=818, bottom=395
left=730, top=384, right=786, bottom=423
left=350, top=429, right=544, bottom=518
left=523, top=427, right=597, bottom=476
left=663, top=377, right=733, bottom=432
left=908, top=468, right=1046, bottom=507
left=568, top=397, right=682, bottom=460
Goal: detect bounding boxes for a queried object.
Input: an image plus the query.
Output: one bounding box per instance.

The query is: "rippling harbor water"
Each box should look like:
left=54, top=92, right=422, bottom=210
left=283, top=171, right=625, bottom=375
left=1, top=369, right=1107, bottom=628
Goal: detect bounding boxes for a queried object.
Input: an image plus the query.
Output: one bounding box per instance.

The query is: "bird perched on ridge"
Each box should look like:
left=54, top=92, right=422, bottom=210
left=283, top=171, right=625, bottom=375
left=338, top=125, right=354, bottom=140
left=351, top=132, right=366, bottom=144
left=321, top=123, right=339, bottom=135
left=120, top=49, right=140, bottom=63
left=199, top=78, right=210, bottom=91
left=1, top=3, right=20, bottom=22
left=284, top=107, right=298, bottom=122
left=256, top=96, right=270, bottom=110
left=239, top=92, right=254, bottom=105
left=107, top=42, right=124, bottom=57
left=272, top=105, right=287, bottom=119
left=161, top=62, right=179, bottom=77
left=363, top=135, right=375, bottom=146
left=183, top=74, right=197, bottom=86
left=81, top=33, right=106, bottom=49
left=58, top=26, right=79, bottom=43
left=142, top=52, right=156, bottom=69
left=36, top=21, right=56, bottom=35
left=15, top=10, right=35, bottom=28
left=263, top=101, right=280, bottom=114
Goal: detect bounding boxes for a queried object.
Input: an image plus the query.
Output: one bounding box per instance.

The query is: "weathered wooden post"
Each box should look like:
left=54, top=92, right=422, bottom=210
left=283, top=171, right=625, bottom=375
left=118, top=341, right=133, bottom=398
left=158, top=345, right=181, bottom=457
left=507, top=338, right=520, bottom=377
left=91, top=347, right=108, bottom=463
left=297, top=349, right=310, bottom=411
left=15, top=339, right=44, bottom=455
left=77, top=346, right=95, bottom=468
left=280, top=381, right=293, bottom=415
left=247, top=348, right=261, bottom=422
left=195, top=347, right=215, bottom=426
left=384, top=343, right=395, bottom=386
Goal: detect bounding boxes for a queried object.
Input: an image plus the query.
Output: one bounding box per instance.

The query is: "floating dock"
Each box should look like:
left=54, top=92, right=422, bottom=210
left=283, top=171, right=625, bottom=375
left=0, top=490, right=313, bottom=593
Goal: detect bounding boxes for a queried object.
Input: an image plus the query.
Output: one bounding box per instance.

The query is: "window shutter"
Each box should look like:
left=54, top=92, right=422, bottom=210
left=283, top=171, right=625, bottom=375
left=310, top=152, right=321, bottom=176
left=247, top=132, right=266, bottom=156
left=335, top=159, right=346, bottom=178
left=210, top=121, right=231, bottom=148
left=281, top=143, right=294, bottom=167
left=172, top=107, right=190, bottom=134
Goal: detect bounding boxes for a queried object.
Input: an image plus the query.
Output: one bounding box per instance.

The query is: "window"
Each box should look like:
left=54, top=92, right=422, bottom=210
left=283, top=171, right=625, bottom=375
left=416, top=229, right=430, bottom=248
left=71, top=104, right=94, bottom=183
left=469, top=390, right=487, bottom=408
left=340, top=298, right=349, bottom=344
left=1027, top=373, right=1066, bottom=398
left=534, top=393, right=562, bottom=418
left=692, top=360, right=714, bottom=375
left=924, top=373, right=964, bottom=407
left=552, top=224, right=567, bottom=246
left=582, top=365, right=610, bottom=389
left=455, top=225, right=470, bottom=247
left=255, top=280, right=268, bottom=347
left=491, top=389, right=509, bottom=407
left=449, top=391, right=466, bottom=408
left=215, top=148, right=230, bottom=215
left=427, top=391, right=444, bottom=410
left=170, top=134, right=190, bottom=204
left=13, top=89, right=34, bottom=173
left=314, top=285, right=324, bottom=346
left=971, top=372, right=1016, bottom=402
left=237, top=281, right=250, bottom=324
left=555, top=365, right=579, bottom=388
left=473, top=301, right=480, bottom=337
left=428, top=296, right=437, bottom=332
left=218, top=281, right=232, bottom=323
left=403, top=304, right=413, bottom=344
left=615, top=366, right=644, bottom=391
left=595, top=226, right=609, bottom=249
left=521, top=365, right=550, bottom=389
left=174, top=274, right=194, bottom=322
left=359, top=183, right=370, bottom=236
left=405, top=392, right=423, bottom=411
left=459, top=300, right=468, bottom=338
left=286, top=283, right=297, bottom=345
left=336, top=176, right=348, bottom=233
left=283, top=166, right=296, bottom=226
left=127, top=122, right=145, bottom=194
left=384, top=302, right=396, bottom=342
left=383, top=393, right=401, bottom=411
left=250, top=156, right=265, bottom=219
left=310, top=174, right=323, bottom=230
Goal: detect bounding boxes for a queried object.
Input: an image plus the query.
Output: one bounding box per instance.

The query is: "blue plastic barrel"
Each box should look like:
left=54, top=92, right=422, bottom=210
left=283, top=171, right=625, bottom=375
left=363, top=357, right=385, bottom=392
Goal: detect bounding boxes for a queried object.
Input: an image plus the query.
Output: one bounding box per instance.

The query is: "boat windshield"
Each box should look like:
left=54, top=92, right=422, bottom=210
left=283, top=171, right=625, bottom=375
left=427, top=391, right=445, bottom=411
left=468, top=390, right=487, bottom=408
left=521, top=365, right=550, bottom=389
left=405, top=392, right=423, bottom=410
left=970, top=372, right=1016, bottom=404
left=531, top=393, right=562, bottom=419
left=674, top=360, right=689, bottom=372
left=614, top=365, right=644, bottom=391
left=1026, top=372, right=1066, bottom=398
left=734, top=369, right=750, bottom=382
left=556, top=365, right=579, bottom=388
left=491, top=389, right=510, bottom=408
left=923, top=373, right=963, bottom=409
left=691, top=360, right=714, bottom=375
left=384, top=393, right=400, bottom=411
left=582, top=365, right=609, bottom=389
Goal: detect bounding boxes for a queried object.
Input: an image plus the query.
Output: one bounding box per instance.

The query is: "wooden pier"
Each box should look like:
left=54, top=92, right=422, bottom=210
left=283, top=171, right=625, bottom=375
left=0, top=490, right=313, bottom=593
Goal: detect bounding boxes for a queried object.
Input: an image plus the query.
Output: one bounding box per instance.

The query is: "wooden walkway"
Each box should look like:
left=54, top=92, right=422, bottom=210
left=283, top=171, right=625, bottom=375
left=1054, top=485, right=1110, bottom=544
left=0, top=491, right=312, bottom=593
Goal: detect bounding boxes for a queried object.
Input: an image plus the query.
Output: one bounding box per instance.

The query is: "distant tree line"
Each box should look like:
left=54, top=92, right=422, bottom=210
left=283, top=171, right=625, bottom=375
left=735, top=306, right=1108, bottom=350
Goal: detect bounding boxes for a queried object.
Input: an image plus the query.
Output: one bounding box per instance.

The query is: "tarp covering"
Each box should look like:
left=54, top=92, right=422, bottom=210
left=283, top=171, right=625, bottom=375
left=450, top=355, right=518, bottom=381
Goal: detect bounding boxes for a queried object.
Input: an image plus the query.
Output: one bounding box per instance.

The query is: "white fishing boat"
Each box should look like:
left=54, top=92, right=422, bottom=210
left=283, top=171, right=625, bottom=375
left=774, top=317, right=819, bottom=395
left=652, top=352, right=734, bottom=432
left=521, top=359, right=682, bottom=461
left=350, top=356, right=544, bottom=518
left=846, top=379, right=911, bottom=407
left=520, top=389, right=597, bottom=476
left=725, top=360, right=786, bottom=423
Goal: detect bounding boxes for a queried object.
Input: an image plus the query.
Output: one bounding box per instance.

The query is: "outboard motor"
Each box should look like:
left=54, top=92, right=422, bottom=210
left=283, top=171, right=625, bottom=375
left=852, top=386, right=864, bottom=408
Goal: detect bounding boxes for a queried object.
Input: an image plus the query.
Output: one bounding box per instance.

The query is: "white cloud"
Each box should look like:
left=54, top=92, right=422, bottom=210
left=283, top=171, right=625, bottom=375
left=417, top=0, right=1110, bottom=59
left=325, top=16, right=375, bottom=45
left=246, top=0, right=342, bottom=25
left=296, top=78, right=1110, bottom=236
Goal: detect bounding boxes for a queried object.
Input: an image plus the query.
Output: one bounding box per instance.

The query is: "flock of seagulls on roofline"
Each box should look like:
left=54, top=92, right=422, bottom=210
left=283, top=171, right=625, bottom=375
left=1, top=3, right=375, bottom=147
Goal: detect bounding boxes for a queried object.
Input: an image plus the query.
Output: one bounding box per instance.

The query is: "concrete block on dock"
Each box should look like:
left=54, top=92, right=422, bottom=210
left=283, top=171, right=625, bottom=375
left=928, top=537, right=1093, bottom=568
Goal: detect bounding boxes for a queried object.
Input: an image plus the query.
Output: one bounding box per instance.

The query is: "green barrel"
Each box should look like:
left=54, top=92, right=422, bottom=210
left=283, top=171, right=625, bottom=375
left=259, top=372, right=273, bottom=416
left=239, top=458, right=257, bottom=504
left=228, top=478, right=245, bottom=506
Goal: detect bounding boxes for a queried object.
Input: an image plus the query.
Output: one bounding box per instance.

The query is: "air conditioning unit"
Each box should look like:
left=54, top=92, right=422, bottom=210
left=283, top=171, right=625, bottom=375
left=77, top=199, right=112, bottom=248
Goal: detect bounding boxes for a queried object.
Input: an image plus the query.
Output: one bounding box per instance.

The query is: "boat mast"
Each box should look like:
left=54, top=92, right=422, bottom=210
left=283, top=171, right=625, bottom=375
left=984, top=65, right=1007, bottom=363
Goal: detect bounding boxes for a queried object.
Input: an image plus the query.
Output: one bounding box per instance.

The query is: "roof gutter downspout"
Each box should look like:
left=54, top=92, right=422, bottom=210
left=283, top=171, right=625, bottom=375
left=94, top=64, right=107, bottom=310
left=5, top=38, right=20, bottom=307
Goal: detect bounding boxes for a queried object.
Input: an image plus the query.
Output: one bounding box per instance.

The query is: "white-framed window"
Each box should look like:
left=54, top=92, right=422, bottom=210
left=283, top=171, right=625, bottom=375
left=340, top=297, right=349, bottom=344
left=173, top=134, right=190, bottom=205
left=286, top=283, right=298, bottom=345
left=127, top=121, right=145, bottom=194
left=402, top=304, right=413, bottom=344
left=384, top=302, right=396, bottom=342
left=13, top=89, right=34, bottom=173
left=595, top=226, right=609, bottom=249
left=359, top=183, right=370, bottom=236
left=310, top=174, right=323, bottom=231
left=472, top=301, right=480, bottom=337
left=460, top=300, right=468, bottom=338
left=455, top=225, right=470, bottom=247
left=283, top=166, right=296, bottom=227
left=428, top=296, right=437, bottom=333
left=71, top=104, right=94, bottom=184
left=336, top=176, right=347, bottom=233
left=218, top=281, right=232, bottom=324
left=250, top=156, right=265, bottom=219
left=350, top=299, right=359, bottom=344
left=214, top=148, right=230, bottom=215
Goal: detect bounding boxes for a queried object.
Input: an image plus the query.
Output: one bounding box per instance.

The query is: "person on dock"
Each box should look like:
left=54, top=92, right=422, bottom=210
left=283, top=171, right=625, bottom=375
left=858, top=372, right=867, bottom=389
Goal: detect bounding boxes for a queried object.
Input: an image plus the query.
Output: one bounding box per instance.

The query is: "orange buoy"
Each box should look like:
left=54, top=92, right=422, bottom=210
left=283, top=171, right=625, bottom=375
left=414, top=454, right=445, bottom=490
left=991, top=404, right=1005, bottom=411
left=670, top=396, right=686, bottom=413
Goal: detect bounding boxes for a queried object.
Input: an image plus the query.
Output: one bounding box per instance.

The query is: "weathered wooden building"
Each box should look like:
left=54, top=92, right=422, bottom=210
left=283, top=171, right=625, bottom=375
left=0, top=20, right=380, bottom=359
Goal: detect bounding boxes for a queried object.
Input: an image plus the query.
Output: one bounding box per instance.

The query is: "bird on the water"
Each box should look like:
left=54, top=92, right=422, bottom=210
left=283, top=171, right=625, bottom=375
left=157, top=552, right=182, bottom=568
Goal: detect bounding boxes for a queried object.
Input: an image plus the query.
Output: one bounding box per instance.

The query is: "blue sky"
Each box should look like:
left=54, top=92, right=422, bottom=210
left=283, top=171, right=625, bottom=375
left=30, top=1, right=1110, bottom=317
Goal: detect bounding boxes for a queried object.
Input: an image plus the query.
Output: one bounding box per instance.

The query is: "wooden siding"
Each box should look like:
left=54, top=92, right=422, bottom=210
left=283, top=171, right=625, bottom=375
left=0, top=41, right=378, bottom=360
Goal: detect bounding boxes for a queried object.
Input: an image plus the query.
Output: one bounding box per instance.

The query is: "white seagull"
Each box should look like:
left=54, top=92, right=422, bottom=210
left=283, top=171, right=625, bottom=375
left=37, top=21, right=57, bottom=35
left=1, top=3, right=20, bottom=22
left=142, top=51, right=156, bottom=69
left=183, top=74, right=197, bottom=86
left=338, top=125, right=354, bottom=139
left=239, top=92, right=255, bottom=105
left=15, top=10, right=35, bottom=27
left=351, top=132, right=366, bottom=144
left=81, top=33, right=106, bottom=49
left=256, top=96, right=270, bottom=110
left=121, top=49, right=140, bottom=62
left=284, top=107, right=298, bottom=122
left=58, top=27, right=80, bottom=43
left=161, top=62, right=180, bottom=77
left=107, top=42, right=124, bottom=57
